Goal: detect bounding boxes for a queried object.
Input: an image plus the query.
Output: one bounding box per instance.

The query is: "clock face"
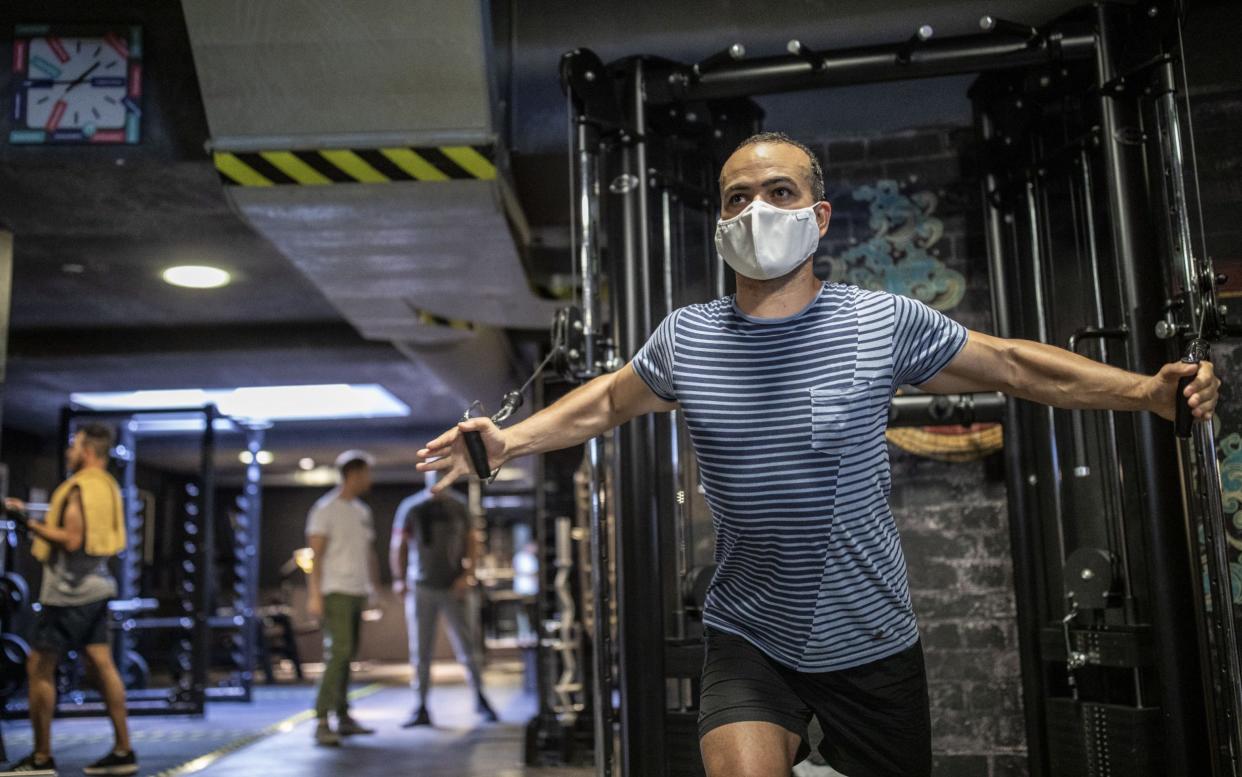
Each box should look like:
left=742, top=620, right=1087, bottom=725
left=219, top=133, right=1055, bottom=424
left=10, top=27, right=143, bottom=144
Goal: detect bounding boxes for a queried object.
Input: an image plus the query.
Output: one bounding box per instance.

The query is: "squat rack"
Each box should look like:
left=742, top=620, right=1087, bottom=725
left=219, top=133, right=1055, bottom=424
left=0, top=405, right=265, bottom=718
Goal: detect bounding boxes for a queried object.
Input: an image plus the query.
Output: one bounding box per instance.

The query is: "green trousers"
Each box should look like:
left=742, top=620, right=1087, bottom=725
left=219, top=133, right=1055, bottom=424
left=315, top=592, right=365, bottom=719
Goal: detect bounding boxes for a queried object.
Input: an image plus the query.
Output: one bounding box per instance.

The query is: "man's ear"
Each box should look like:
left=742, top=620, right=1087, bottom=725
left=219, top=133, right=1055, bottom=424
left=816, top=201, right=832, bottom=237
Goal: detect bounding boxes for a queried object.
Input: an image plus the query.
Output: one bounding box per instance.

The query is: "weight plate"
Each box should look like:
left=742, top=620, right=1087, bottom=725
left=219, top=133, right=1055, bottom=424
left=0, top=572, right=29, bottom=617
left=0, top=633, right=31, bottom=697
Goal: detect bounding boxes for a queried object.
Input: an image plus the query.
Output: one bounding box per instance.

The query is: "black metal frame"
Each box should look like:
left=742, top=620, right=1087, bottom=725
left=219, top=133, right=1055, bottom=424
left=558, top=4, right=1236, bottom=777
left=0, top=405, right=265, bottom=719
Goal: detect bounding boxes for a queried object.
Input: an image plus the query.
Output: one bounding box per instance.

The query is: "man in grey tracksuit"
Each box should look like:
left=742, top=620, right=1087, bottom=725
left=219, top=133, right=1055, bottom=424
left=391, top=471, right=497, bottom=727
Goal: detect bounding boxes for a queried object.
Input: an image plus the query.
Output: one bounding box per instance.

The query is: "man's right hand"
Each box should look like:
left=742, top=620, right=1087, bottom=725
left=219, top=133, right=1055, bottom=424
left=416, top=417, right=509, bottom=494
left=4, top=498, right=26, bottom=515
left=306, top=594, right=323, bottom=621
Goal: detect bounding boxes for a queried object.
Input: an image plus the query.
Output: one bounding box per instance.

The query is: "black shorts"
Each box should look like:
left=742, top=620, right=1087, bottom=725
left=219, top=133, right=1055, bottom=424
left=31, top=600, right=111, bottom=654
left=698, top=628, right=932, bottom=777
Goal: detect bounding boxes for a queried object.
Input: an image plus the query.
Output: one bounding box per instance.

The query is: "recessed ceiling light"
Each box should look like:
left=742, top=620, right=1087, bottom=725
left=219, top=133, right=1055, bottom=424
left=256, top=450, right=274, bottom=465
left=239, top=451, right=254, bottom=464
left=298, top=457, right=315, bottom=471
left=162, top=265, right=231, bottom=289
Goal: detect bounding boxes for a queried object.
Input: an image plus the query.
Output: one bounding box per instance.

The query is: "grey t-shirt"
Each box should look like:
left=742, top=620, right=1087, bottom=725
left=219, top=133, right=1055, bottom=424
left=40, top=545, right=116, bottom=607
left=393, top=490, right=468, bottom=590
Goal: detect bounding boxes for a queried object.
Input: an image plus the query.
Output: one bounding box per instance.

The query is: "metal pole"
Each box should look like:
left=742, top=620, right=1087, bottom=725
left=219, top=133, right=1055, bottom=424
left=194, top=405, right=216, bottom=707
left=570, top=95, right=614, bottom=777
left=1093, top=6, right=1207, bottom=773
left=241, top=426, right=264, bottom=698
left=978, top=107, right=1046, bottom=777
left=1155, top=54, right=1242, bottom=774
left=660, top=188, right=688, bottom=642
left=655, top=32, right=1097, bottom=103
left=1024, top=178, right=1068, bottom=574
left=613, top=58, right=667, bottom=777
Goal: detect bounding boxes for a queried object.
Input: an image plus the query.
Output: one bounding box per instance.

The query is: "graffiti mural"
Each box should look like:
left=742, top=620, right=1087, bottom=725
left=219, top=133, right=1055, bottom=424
left=826, top=179, right=966, bottom=312
left=829, top=179, right=999, bottom=461
left=1213, top=341, right=1242, bottom=604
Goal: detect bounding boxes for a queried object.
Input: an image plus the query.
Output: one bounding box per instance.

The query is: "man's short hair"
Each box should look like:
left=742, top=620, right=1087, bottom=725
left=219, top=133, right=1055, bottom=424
left=730, top=131, right=825, bottom=201
left=339, top=458, right=369, bottom=479
left=335, top=449, right=375, bottom=478
left=76, top=423, right=114, bottom=460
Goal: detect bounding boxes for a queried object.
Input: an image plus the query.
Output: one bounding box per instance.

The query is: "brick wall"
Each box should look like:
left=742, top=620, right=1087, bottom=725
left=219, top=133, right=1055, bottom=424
left=803, top=127, right=1027, bottom=777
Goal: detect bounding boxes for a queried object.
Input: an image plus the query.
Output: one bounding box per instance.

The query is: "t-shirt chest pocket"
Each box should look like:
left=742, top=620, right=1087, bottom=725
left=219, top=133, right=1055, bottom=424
left=809, top=383, right=872, bottom=455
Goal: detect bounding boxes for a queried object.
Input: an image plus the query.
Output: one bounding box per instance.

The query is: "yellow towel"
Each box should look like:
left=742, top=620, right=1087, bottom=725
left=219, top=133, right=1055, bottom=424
left=31, top=468, right=127, bottom=562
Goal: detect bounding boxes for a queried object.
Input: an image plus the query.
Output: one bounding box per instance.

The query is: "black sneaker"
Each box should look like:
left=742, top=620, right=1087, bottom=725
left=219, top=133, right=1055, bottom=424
left=83, top=750, right=137, bottom=776
left=401, top=706, right=432, bottom=728
left=476, top=694, right=499, bottom=723
left=5, top=753, right=56, bottom=774
left=336, top=716, right=376, bottom=736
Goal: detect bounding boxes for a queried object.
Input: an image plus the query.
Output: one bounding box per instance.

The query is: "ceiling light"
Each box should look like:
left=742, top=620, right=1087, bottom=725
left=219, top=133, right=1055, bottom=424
left=162, top=265, right=231, bottom=289
left=239, top=451, right=254, bottom=464
left=298, top=458, right=315, bottom=471
left=256, top=450, right=274, bottom=465
left=71, top=384, right=410, bottom=423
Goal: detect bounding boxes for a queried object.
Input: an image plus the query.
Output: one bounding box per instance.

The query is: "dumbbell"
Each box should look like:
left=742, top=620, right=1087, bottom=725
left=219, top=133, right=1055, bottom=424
left=0, top=633, right=31, bottom=698
left=122, top=649, right=149, bottom=690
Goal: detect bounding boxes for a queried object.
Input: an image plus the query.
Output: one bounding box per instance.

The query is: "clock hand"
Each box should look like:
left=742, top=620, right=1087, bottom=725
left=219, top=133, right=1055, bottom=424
left=63, top=62, right=101, bottom=95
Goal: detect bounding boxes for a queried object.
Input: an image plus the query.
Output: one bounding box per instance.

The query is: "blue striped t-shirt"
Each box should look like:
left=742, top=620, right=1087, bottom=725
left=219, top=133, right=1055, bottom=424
left=632, top=282, right=968, bottom=672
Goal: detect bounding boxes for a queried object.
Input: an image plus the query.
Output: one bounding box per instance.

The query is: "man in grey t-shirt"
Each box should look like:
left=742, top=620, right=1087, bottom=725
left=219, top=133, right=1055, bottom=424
left=5, top=423, right=136, bottom=775
left=390, top=470, right=497, bottom=727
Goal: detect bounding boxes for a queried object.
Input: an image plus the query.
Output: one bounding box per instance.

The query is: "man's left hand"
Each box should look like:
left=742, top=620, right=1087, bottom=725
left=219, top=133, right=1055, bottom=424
left=452, top=575, right=473, bottom=597
left=1148, top=360, right=1220, bottom=422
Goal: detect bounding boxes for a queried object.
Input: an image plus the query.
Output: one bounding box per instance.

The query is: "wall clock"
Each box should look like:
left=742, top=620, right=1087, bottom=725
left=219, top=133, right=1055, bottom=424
left=10, top=24, right=143, bottom=145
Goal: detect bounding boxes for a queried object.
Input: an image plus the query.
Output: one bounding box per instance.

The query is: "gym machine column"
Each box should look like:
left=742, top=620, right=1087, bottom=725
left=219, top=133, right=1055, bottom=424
left=562, top=48, right=621, bottom=777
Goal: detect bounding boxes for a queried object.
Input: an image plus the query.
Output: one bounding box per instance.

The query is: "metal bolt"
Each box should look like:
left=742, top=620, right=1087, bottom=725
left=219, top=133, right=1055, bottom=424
left=584, top=70, right=596, bottom=82
left=572, top=320, right=584, bottom=331
left=1027, top=474, right=1038, bottom=486
left=1081, top=568, right=1095, bottom=580
left=917, top=24, right=934, bottom=41
left=686, top=112, right=698, bottom=122
left=1148, top=6, right=1158, bottom=17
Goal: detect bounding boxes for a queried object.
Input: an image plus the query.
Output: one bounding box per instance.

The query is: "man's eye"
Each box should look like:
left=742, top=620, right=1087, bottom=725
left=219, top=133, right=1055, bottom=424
left=772, top=187, right=791, bottom=197
left=729, top=194, right=746, bottom=204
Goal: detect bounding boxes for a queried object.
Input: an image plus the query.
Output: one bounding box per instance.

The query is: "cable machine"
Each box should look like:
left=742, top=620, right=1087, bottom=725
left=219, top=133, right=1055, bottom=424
left=542, top=3, right=1234, bottom=776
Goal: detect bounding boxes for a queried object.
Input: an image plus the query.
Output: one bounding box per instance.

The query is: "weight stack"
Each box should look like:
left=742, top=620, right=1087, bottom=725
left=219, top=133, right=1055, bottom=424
left=1045, top=698, right=1162, bottom=776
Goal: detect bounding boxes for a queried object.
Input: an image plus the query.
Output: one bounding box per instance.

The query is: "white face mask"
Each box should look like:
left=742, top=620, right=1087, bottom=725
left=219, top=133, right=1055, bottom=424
left=715, top=199, right=823, bottom=281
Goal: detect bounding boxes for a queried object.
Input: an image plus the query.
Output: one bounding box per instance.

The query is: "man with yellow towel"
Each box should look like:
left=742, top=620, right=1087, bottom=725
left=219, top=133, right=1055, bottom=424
left=5, top=423, right=136, bottom=776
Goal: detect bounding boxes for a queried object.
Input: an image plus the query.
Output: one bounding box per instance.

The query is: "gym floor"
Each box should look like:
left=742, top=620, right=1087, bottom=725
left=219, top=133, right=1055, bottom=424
left=1, top=663, right=592, bottom=777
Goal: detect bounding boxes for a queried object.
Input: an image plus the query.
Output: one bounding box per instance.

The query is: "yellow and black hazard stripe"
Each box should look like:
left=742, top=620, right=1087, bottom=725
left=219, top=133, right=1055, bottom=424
left=213, top=145, right=496, bottom=187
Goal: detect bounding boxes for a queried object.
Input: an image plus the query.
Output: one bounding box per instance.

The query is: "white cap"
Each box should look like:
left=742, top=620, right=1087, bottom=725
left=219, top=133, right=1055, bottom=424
left=334, top=449, right=375, bottom=470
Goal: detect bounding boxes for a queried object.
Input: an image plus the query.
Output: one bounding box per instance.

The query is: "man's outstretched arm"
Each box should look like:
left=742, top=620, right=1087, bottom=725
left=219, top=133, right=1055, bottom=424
left=416, top=363, right=677, bottom=494
left=920, top=330, right=1220, bottom=421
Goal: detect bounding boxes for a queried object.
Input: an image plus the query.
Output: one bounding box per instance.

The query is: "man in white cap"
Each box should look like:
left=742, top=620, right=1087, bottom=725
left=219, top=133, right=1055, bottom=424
left=306, top=450, right=382, bottom=745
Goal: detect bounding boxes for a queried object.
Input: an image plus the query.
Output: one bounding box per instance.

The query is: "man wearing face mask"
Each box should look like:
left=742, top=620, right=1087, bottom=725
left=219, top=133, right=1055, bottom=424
left=416, top=132, right=1221, bottom=777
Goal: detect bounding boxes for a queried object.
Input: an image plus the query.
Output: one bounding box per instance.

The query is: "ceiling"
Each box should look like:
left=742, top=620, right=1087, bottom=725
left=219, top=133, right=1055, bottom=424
left=0, top=0, right=1093, bottom=480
